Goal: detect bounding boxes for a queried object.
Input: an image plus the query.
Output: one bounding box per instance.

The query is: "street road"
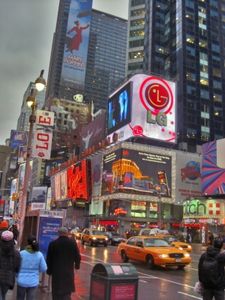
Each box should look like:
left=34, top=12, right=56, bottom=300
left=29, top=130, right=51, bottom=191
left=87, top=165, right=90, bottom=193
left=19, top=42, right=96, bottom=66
left=7, top=242, right=203, bottom=300
left=78, top=242, right=202, bottom=300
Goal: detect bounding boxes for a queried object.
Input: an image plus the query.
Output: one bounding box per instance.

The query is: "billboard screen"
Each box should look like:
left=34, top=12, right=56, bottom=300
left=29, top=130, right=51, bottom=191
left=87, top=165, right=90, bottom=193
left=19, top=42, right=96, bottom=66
left=102, top=148, right=171, bottom=197
left=67, top=160, right=91, bottom=201
left=107, top=82, right=132, bottom=135
left=202, top=139, right=225, bottom=195
left=107, top=74, right=176, bottom=144
left=176, top=152, right=201, bottom=201
left=60, top=0, right=92, bottom=91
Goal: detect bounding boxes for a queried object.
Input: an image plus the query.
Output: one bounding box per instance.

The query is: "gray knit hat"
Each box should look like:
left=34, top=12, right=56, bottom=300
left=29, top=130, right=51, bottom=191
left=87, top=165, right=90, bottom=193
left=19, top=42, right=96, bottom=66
left=58, top=227, right=68, bottom=235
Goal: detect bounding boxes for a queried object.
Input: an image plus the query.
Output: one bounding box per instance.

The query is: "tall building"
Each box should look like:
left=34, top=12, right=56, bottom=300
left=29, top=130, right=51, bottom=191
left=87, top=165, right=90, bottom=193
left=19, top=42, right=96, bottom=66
left=85, top=10, right=127, bottom=111
left=127, top=0, right=225, bottom=151
left=46, top=0, right=127, bottom=111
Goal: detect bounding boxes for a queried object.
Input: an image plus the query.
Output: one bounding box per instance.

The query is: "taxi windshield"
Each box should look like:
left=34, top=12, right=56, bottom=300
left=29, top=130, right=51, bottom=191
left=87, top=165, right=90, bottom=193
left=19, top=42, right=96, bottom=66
left=144, top=238, right=170, bottom=247
left=92, top=230, right=105, bottom=235
left=163, top=236, right=177, bottom=243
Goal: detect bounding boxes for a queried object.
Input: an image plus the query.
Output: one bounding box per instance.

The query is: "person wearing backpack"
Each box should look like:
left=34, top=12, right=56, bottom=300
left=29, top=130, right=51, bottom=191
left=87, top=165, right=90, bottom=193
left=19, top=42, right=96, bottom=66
left=198, top=238, right=225, bottom=300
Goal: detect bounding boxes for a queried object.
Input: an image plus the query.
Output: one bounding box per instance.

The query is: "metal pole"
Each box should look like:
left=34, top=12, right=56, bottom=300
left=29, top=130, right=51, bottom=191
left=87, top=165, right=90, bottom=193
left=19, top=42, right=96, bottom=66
left=18, top=104, right=36, bottom=248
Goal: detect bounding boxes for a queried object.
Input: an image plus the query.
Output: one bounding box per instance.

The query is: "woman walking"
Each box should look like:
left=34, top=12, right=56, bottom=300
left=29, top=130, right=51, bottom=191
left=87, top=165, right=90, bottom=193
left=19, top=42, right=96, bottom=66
left=16, top=235, right=47, bottom=300
left=0, top=230, right=20, bottom=300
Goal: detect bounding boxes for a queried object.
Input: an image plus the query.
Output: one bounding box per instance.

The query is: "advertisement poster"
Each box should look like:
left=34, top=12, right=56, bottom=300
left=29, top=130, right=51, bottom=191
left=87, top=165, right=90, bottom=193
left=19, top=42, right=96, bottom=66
left=60, top=170, right=68, bottom=200
left=81, top=110, right=106, bottom=151
left=9, top=130, right=28, bottom=150
left=176, top=151, right=201, bottom=202
left=60, top=0, right=92, bottom=90
left=202, top=139, right=225, bottom=195
left=38, top=216, right=62, bottom=258
left=102, top=148, right=171, bottom=197
left=107, top=74, right=176, bottom=144
left=30, top=186, right=47, bottom=203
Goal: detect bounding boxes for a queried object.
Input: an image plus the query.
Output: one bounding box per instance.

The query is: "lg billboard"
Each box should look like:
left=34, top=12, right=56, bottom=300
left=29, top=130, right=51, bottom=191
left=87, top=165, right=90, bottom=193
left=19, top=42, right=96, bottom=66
left=107, top=74, right=176, bottom=144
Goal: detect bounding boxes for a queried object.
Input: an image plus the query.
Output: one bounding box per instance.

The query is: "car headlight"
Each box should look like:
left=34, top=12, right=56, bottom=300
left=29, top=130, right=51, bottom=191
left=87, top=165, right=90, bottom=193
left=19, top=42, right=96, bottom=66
left=184, top=253, right=190, bottom=257
left=187, top=245, right=192, bottom=249
left=179, top=247, right=183, bottom=251
left=105, top=237, right=108, bottom=241
left=158, top=254, right=169, bottom=258
left=92, top=237, right=97, bottom=240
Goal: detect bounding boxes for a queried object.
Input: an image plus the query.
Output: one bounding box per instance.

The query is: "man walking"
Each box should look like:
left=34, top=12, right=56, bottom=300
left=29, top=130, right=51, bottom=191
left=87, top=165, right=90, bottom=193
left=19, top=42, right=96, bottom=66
left=46, top=227, right=81, bottom=300
left=198, top=238, right=225, bottom=300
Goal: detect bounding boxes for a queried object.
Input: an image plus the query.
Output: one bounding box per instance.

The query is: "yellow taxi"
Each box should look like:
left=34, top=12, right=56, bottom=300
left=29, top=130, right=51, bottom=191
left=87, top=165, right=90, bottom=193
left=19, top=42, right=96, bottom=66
left=117, top=236, right=191, bottom=269
left=156, top=235, right=192, bottom=253
left=81, top=228, right=108, bottom=247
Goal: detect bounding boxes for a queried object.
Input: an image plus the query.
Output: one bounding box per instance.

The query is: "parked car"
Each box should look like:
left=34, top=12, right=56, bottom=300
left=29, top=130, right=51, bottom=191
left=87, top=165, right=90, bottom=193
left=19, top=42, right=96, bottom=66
left=81, top=228, right=108, bottom=247
left=117, top=236, right=191, bottom=269
left=105, top=232, right=126, bottom=246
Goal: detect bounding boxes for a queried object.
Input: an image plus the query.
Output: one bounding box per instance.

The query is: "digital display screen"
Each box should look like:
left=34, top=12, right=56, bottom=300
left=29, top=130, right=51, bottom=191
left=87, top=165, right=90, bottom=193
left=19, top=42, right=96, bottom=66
left=107, top=82, right=132, bottom=135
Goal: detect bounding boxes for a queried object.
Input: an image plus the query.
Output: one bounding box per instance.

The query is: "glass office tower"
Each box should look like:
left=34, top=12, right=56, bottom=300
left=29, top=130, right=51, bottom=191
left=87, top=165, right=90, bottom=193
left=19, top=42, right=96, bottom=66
left=127, top=0, right=225, bottom=151
left=46, top=0, right=127, bottom=112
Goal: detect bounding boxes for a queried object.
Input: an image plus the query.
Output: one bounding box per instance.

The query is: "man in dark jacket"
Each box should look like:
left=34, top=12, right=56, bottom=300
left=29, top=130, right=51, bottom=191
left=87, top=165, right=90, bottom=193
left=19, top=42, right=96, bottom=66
left=46, top=227, right=81, bottom=300
left=198, top=238, right=225, bottom=300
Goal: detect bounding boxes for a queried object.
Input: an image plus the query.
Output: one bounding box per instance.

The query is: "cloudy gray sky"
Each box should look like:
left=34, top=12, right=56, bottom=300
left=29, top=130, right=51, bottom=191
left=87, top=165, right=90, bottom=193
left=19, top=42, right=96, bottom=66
left=0, top=0, right=128, bottom=145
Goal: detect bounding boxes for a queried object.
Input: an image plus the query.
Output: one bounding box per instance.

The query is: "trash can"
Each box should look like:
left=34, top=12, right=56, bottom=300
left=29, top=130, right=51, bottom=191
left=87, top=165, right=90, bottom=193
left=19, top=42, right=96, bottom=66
left=90, top=263, right=138, bottom=300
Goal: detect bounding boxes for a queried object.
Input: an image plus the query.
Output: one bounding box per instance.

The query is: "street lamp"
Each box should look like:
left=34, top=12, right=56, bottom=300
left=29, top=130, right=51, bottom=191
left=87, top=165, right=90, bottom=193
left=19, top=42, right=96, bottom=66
left=18, top=71, right=46, bottom=248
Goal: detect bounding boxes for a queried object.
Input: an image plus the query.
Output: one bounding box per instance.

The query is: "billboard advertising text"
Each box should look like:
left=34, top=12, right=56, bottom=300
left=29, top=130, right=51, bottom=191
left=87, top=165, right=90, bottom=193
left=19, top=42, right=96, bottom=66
left=102, top=148, right=171, bottom=197
left=202, top=139, right=225, bottom=195
left=60, top=0, right=92, bottom=91
left=107, top=74, right=176, bottom=144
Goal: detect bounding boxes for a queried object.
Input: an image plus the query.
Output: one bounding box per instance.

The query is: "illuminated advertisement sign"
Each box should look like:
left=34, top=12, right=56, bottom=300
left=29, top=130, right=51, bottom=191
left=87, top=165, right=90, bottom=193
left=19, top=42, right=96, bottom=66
left=107, top=82, right=132, bottom=135
left=102, top=148, right=171, bottom=197
left=67, top=160, right=91, bottom=201
left=176, top=152, right=201, bottom=201
left=202, top=139, right=225, bottom=195
left=107, top=74, right=176, bottom=144
left=183, top=199, right=225, bottom=219
left=60, top=0, right=92, bottom=91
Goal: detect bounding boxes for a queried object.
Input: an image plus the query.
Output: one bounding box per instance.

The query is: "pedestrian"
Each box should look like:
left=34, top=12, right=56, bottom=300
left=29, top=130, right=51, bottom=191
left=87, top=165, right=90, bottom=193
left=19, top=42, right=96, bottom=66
left=16, top=235, right=47, bottom=300
left=46, top=226, right=81, bottom=300
left=0, top=230, right=21, bottom=300
left=198, top=238, right=225, bottom=300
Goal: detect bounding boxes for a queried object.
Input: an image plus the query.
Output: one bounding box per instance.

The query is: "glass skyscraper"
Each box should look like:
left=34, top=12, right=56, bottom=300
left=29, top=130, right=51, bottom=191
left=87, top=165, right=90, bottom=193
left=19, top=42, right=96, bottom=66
left=127, top=0, right=225, bottom=151
left=46, top=0, right=127, bottom=112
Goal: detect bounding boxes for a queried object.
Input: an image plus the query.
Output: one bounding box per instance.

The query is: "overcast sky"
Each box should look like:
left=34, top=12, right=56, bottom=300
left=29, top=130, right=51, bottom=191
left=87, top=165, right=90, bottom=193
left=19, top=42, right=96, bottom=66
left=0, top=0, right=128, bottom=145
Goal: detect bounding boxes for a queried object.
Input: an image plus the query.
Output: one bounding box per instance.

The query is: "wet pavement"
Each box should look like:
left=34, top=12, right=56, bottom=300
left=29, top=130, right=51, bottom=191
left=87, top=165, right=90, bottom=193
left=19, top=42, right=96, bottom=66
left=6, top=243, right=206, bottom=300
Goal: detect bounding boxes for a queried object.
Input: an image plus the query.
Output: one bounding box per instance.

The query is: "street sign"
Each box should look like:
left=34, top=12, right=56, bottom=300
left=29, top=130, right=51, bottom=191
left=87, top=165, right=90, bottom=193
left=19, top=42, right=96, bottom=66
left=36, top=110, right=54, bottom=127
left=32, top=130, right=52, bottom=160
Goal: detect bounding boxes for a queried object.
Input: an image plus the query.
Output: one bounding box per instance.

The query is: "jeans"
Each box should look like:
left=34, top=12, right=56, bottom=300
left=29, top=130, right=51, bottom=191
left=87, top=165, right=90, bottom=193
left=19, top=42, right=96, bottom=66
left=203, top=289, right=224, bottom=300
left=17, top=286, right=37, bottom=300
left=0, top=285, right=8, bottom=300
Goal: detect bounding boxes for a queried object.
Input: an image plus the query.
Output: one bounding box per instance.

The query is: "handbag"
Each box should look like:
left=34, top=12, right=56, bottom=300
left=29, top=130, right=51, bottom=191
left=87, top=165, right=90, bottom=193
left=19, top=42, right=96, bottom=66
left=194, top=281, right=204, bottom=295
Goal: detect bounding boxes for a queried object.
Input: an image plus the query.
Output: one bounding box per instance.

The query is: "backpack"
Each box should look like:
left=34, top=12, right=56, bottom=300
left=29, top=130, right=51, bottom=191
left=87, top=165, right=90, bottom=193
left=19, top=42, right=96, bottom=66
left=201, top=254, right=220, bottom=287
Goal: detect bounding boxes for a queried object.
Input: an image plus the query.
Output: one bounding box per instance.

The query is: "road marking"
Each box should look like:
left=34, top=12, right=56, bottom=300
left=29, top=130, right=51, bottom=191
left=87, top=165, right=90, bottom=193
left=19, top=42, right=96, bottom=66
left=178, top=291, right=201, bottom=299
left=139, top=279, right=148, bottom=283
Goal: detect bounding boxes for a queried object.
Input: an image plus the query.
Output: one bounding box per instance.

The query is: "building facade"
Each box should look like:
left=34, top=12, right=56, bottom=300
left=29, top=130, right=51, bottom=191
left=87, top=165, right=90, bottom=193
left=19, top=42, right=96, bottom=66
left=46, top=0, right=128, bottom=112
left=127, top=0, right=225, bottom=150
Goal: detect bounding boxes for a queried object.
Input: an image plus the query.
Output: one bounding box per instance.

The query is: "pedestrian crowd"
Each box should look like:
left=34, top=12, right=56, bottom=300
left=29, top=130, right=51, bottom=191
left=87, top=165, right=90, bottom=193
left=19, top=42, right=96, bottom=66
left=0, top=223, right=81, bottom=300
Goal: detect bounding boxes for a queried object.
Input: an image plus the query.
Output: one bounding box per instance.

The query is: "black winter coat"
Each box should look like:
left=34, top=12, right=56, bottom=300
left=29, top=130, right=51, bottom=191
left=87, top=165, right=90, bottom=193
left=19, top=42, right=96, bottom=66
left=0, top=240, right=21, bottom=289
left=46, top=236, right=81, bottom=296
